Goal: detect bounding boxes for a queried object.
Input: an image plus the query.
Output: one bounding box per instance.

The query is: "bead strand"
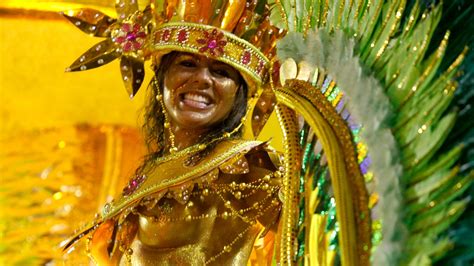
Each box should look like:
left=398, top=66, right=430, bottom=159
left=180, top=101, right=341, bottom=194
left=204, top=195, right=281, bottom=264
left=85, top=235, right=99, bottom=265
left=190, top=170, right=281, bottom=199
left=142, top=187, right=277, bottom=223
left=204, top=224, right=254, bottom=264
left=118, top=242, right=133, bottom=265
left=153, top=78, right=178, bottom=154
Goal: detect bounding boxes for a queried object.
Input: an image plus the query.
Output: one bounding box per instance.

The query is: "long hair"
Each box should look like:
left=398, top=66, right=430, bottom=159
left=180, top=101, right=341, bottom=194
left=138, top=52, right=248, bottom=173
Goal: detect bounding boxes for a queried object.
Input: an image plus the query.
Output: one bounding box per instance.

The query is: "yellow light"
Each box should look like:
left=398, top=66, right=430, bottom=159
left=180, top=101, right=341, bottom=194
left=58, top=140, right=66, bottom=149
left=53, top=192, right=63, bottom=200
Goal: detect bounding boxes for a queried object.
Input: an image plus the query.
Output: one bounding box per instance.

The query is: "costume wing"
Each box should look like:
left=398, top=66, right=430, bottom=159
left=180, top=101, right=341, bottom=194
left=267, top=0, right=473, bottom=264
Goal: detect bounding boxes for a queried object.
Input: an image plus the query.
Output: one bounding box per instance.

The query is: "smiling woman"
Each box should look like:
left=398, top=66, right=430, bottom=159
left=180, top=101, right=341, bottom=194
left=163, top=53, right=241, bottom=128
left=86, top=49, right=281, bottom=264
left=157, top=52, right=247, bottom=150
left=60, top=1, right=285, bottom=263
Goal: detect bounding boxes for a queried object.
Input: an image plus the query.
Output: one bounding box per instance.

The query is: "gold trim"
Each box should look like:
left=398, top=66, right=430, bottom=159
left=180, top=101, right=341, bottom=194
left=276, top=87, right=357, bottom=265
left=275, top=104, right=301, bottom=263
left=102, top=139, right=264, bottom=219
left=275, top=79, right=371, bottom=265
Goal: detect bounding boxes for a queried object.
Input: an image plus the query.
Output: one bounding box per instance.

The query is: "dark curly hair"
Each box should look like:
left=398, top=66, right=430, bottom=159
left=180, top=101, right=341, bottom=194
left=137, top=52, right=248, bottom=173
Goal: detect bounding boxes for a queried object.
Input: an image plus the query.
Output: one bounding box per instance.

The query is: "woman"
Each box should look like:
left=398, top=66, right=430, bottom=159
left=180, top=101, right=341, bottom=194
left=111, top=52, right=281, bottom=265
left=62, top=0, right=286, bottom=263
left=63, top=6, right=286, bottom=261
left=78, top=52, right=282, bottom=264
left=72, top=53, right=283, bottom=263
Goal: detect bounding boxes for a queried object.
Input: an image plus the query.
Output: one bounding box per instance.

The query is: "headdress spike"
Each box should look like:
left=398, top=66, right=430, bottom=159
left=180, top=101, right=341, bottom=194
left=115, top=0, right=139, bottom=21
left=120, top=56, right=145, bottom=98
left=68, top=39, right=120, bottom=72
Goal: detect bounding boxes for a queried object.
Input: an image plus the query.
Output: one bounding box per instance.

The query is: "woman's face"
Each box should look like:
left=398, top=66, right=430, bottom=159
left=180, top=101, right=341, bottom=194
left=162, top=53, right=241, bottom=130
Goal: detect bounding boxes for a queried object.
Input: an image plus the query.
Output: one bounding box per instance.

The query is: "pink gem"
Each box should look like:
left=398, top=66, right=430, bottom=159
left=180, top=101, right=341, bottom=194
left=122, top=23, right=131, bottom=32
left=242, top=51, right=251, bottom=65
left=162, top=29, right=171, bottom=42
left=115, top=36, right=126, bottom=44
left=177, top=29, right=189, bottom=43
left=126, top=32, right=137, bottom=41
left=123, top=174, right=147, bottom=196
left=123, top=42, right=132, bottom=52
left=133, top=41, right=142, bottom=50
left=257, top=60, right=265, bottom=73
left=208, top=40, right=217, bottom=49
left=133, top=23, right=141, bottom=33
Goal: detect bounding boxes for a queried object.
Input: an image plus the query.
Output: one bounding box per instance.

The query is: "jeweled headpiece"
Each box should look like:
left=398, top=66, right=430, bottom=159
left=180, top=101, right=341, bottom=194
left=63, top=0, right=283, bottom=99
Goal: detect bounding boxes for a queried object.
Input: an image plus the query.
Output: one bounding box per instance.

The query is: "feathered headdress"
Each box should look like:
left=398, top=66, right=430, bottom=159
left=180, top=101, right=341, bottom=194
left=63, top=0, right=284, bottom=99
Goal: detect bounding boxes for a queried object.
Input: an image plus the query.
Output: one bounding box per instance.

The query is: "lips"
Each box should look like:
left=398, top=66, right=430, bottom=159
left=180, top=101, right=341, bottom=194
left=180, top=92, right=214, bottom=109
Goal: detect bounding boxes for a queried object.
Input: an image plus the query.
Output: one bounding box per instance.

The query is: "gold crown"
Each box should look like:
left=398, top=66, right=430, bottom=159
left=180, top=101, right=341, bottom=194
left=64, top=0, right=283, bottom=98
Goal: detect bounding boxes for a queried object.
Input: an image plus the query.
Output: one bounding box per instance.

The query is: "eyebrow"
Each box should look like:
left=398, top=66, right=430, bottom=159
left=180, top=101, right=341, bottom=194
left=176, top=53, right=237, bottom=73
left=176, top=52, right=197, bottom=59
left=175, top=54, right=195, bottom=60
left=212, top=61, right=235, bottom=69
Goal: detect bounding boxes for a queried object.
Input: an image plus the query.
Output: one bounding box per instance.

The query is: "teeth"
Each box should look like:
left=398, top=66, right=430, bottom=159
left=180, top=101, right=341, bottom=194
left=183, top=93, right=211, bottom=104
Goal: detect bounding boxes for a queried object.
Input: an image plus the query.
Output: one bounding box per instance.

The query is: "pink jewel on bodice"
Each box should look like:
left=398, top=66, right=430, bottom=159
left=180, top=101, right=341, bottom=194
left=123, top=174, right=147, bottom=196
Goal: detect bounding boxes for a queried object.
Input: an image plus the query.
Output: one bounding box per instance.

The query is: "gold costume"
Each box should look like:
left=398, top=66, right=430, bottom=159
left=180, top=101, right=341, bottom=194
left=59, top=1, right=287, bottom=262
left=2, top=0, right=472, bottom=265
left=85, top=140, right=282, bottom=265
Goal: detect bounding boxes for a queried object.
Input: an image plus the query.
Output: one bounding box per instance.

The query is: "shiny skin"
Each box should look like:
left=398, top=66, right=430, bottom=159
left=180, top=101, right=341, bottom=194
left=163, top=53, right=242, bottom=130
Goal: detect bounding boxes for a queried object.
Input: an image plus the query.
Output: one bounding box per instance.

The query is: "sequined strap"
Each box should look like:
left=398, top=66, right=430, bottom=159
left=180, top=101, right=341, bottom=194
left=63, top=139, right=265, bottom=251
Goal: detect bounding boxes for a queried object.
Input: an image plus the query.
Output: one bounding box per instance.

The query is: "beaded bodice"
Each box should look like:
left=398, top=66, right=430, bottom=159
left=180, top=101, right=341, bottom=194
left=74, top=140, right=283, bottom=265
left=129, top=164, right=281, bottom=265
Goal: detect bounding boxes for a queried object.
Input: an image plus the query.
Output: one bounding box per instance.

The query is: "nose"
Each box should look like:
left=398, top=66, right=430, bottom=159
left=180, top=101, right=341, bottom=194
left=192, top=66, right=213, bottom=89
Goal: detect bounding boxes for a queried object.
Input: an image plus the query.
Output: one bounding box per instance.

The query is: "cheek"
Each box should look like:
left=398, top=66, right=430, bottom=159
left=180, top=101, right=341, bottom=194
left=222, top=94, right=237, bottom=110
left=217, top=85, right=239, bottom=118
left=162, top=88, right=172, bottom=117
left=217, top=81, right=239, bottom=102
left=163, top=78, right=179, bottom=105
left=162, top=83, right=177, bottom=116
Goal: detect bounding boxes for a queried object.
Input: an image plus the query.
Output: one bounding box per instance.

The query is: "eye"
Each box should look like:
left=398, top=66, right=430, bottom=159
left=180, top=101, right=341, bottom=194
left=178, top=59, right=197, bottom=68
left=212, top=68, right=231, bottom=78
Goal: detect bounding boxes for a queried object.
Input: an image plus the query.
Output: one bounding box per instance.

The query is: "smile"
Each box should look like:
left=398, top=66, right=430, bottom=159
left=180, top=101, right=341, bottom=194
left=180, top=92, right=214, bottom=109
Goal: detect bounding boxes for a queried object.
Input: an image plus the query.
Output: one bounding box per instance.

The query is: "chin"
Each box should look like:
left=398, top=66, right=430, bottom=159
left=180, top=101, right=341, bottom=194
left=174, top=114, right=214, bottom=130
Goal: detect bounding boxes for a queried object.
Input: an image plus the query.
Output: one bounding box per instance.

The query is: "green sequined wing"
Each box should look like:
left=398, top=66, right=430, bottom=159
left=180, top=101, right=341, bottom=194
left=269, top=0, right=473, bottom=264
